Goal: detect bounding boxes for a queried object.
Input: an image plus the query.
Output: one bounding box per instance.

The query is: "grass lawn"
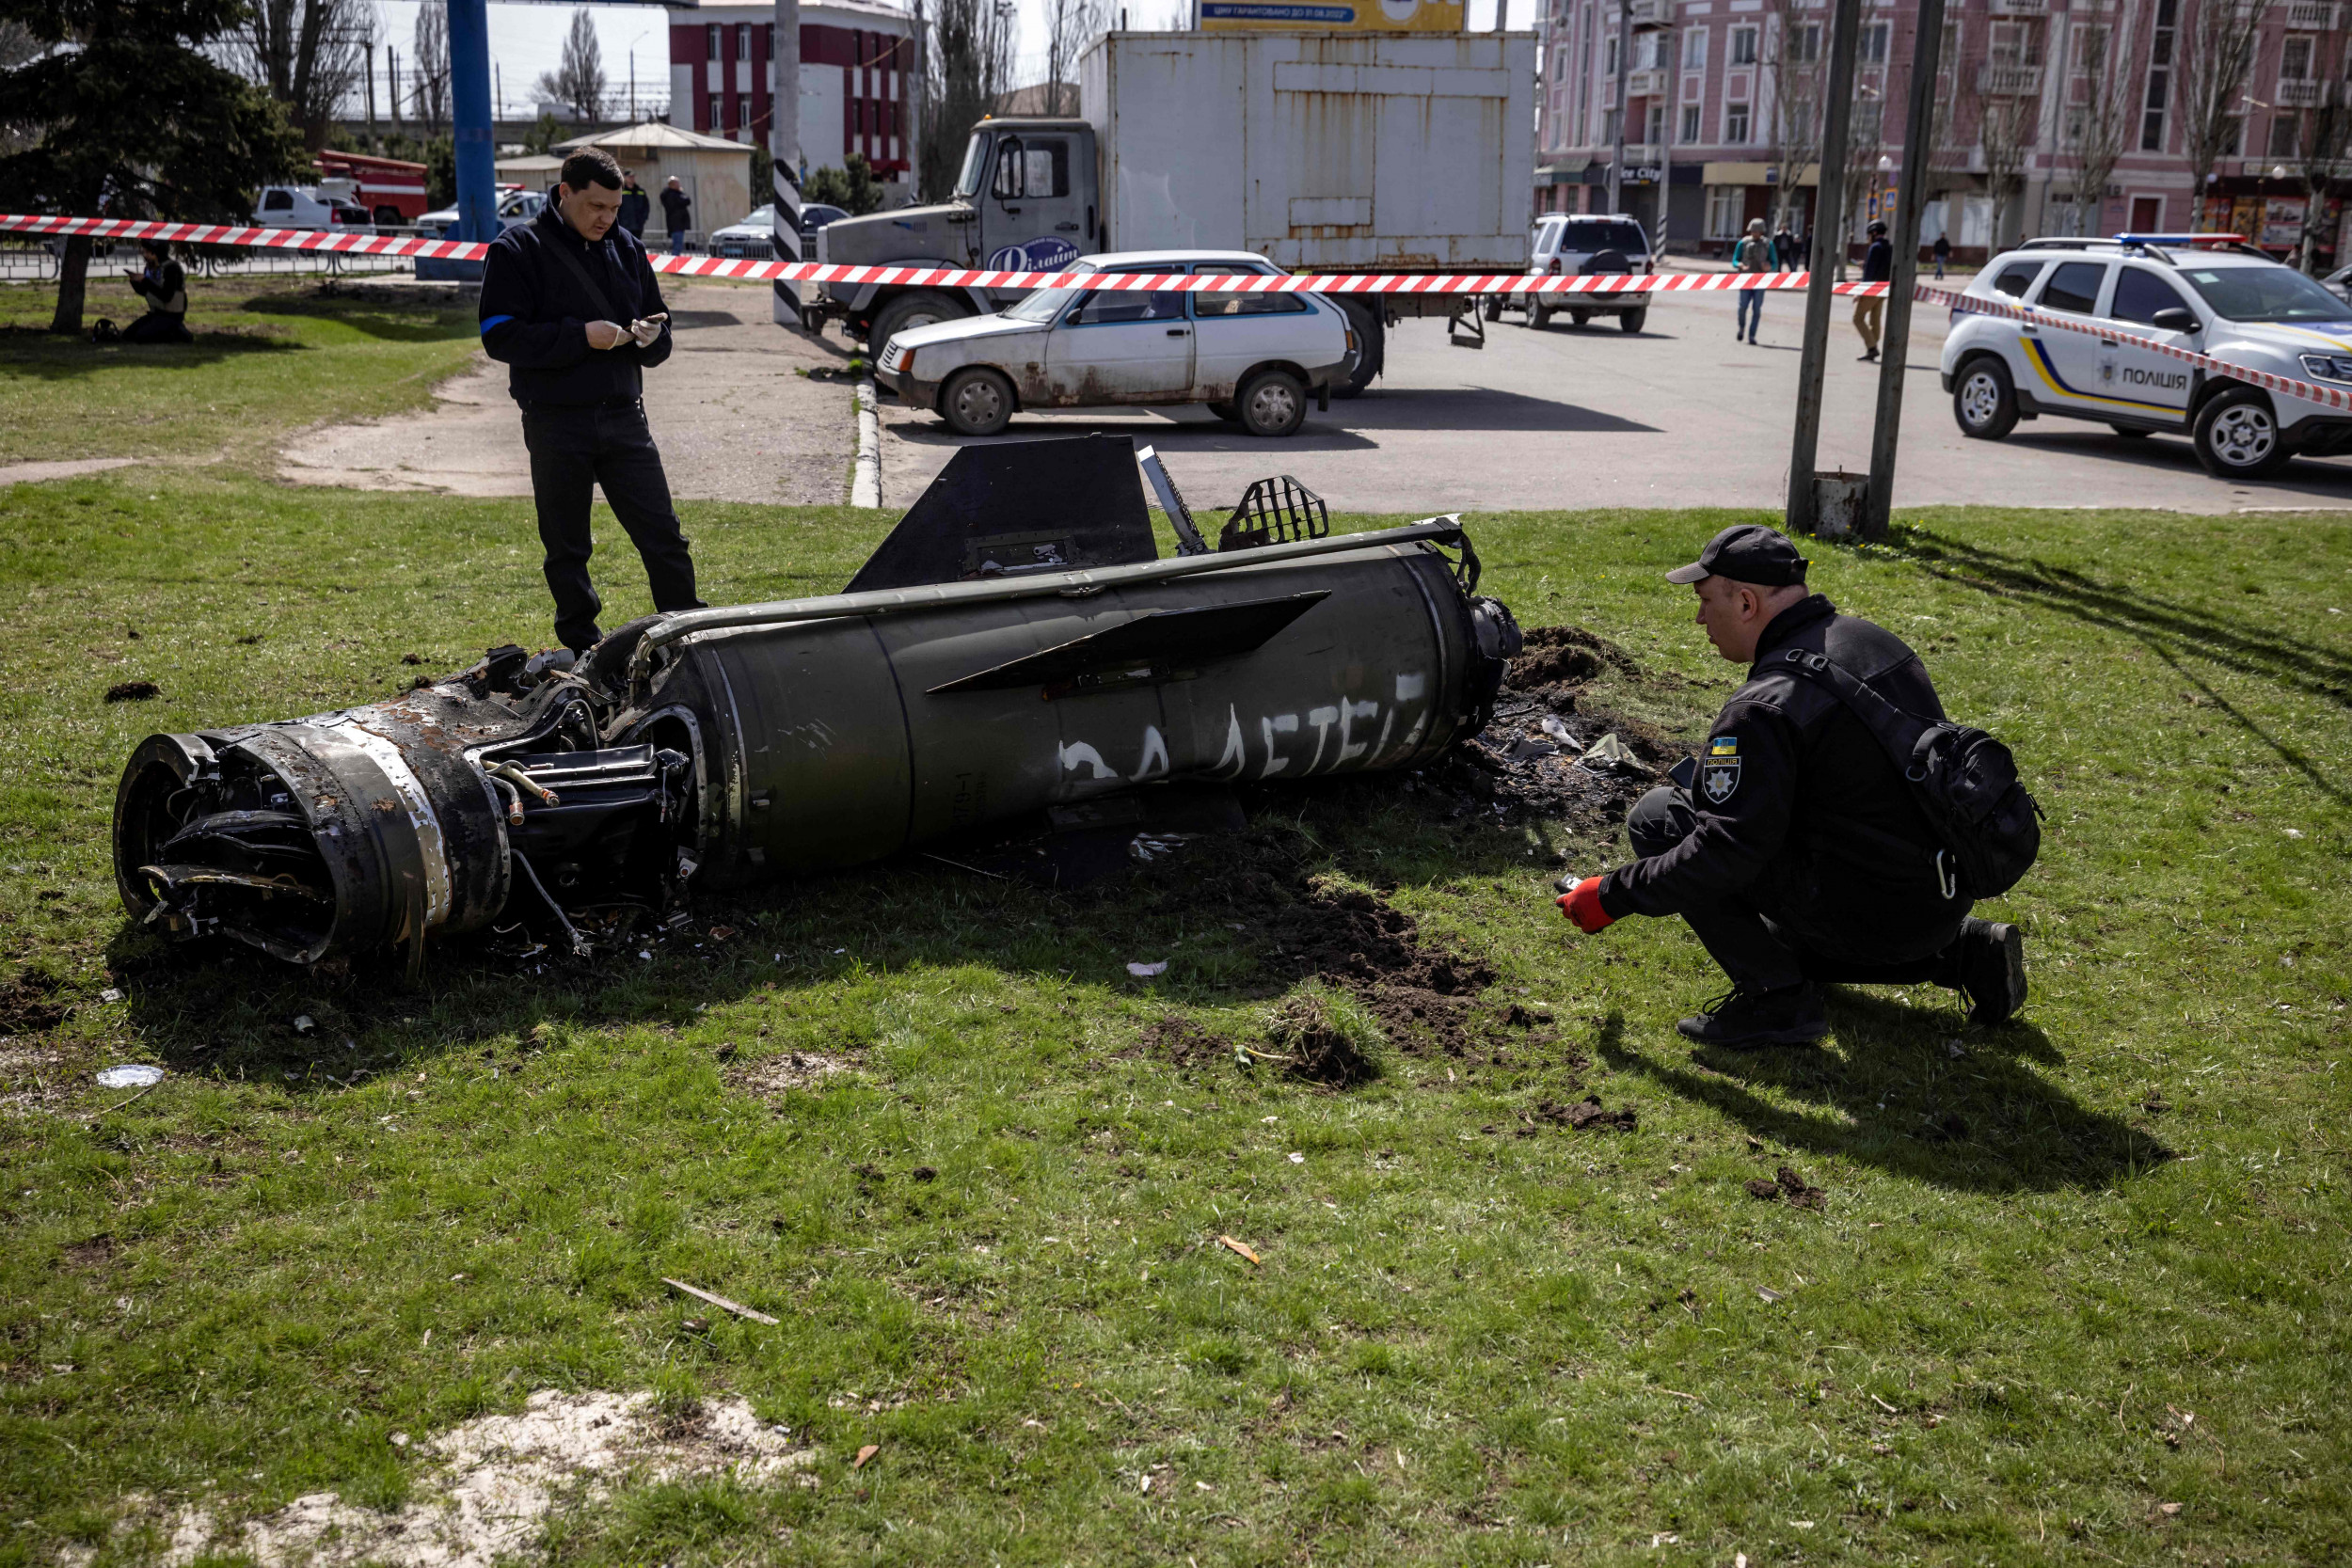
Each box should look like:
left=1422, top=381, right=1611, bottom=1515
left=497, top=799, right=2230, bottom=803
left=0, top=288, right=2347, bottom=1564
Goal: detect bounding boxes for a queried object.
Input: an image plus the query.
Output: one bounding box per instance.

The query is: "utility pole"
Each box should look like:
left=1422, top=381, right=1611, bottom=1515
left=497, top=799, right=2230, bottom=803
left=772, top=0, right=809, bottom=328
left=1860, top=0, right=1945, bottom=539
left=364, top=40, right=378, bottom=152
left=389, top=47, right=402, bottom=131
left=448, top=0, right=498, bottom=246
left=1782, top=0, right=1861, bottom=536
left=1607, top=0, right=1629, bottom=215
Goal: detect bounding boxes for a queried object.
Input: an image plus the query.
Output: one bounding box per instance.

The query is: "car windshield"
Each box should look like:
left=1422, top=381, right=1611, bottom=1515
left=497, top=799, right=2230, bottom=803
left=1002, top=261, right=1100, bottom=323
left=741, top=205, right=773, bottom=227
left=2177, top=264, right=2350, bottom=323
left=954, top=134, right=991, bottom=199
left=1567, top=220, right=1648, bottom=253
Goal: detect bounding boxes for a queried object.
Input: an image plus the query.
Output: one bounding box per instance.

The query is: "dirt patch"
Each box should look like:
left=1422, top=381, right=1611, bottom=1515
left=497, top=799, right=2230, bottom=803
left=138, top=1389, right=818, bottom=1568
left=0, top=973, right=70, bottom=1034
left=60, top=1234, right=116, bottom=1269
left=1536, top=1096, right=1638, bottom=1132
left=1263, top=993, right=1376, bottom=1087
left=727, top=1051, right=853, bottom=1101
left=103, top=680, right=160, bottom=703
left=1745, top=1164, right=1825, bottom=1211
left=1137, top=1015, right=1230, bottom=1068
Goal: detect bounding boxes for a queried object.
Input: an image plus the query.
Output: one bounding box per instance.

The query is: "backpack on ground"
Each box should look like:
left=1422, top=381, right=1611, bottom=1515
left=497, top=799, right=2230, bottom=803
left=1777, top=647, right=2042, bottom=899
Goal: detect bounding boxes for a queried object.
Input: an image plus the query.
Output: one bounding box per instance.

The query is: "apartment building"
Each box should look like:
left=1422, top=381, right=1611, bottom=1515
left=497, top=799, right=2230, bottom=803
left=1533, top=0, right=2350, bottom=263
left=668, top=0, right=916, bottom=196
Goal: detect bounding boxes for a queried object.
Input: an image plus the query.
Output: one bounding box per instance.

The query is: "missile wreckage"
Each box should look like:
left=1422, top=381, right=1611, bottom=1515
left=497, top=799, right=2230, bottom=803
left=111, top=437, right=1520, bottom=969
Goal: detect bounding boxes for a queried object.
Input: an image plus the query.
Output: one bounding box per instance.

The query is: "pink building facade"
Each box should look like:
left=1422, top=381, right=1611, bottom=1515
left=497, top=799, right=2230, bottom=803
left=1534, top=0, right=2350, bottom=266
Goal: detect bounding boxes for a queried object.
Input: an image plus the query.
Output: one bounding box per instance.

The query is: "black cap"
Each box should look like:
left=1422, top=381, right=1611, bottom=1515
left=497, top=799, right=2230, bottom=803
left=1664, top=523, right=1810, bottom=587
left=1867, top=219, right=1889, bottom=235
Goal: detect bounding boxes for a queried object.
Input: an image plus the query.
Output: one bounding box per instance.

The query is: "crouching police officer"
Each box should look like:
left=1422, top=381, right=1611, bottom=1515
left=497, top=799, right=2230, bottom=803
left=1557, top=524, right=2027, bottom=1047
left=479, top=147, right=704, bottom=657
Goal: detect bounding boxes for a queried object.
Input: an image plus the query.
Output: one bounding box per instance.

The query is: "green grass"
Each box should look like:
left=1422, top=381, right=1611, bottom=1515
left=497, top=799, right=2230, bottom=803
left=0, top=291, right=2347, bottom=1563
left=0, top=277, right=481, bottom=466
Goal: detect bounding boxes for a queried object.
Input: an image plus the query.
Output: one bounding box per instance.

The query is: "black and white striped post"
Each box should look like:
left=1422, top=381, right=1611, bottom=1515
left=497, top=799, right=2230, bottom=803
left=771, top=0, right=807, bottom=329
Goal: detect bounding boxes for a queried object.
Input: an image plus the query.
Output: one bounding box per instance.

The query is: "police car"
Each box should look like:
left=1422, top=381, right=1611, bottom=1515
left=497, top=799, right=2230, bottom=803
left=1941, top=234, right=2352, bottom=480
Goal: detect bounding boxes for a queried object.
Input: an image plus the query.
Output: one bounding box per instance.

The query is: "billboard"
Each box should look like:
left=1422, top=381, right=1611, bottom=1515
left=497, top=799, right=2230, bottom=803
left=1199, top=0, right=1468, bottom=31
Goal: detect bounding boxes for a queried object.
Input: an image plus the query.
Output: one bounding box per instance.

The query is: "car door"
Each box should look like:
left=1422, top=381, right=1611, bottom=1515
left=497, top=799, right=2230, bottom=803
left=1042, top=267, right=1195, bottom=404
left=2018, top=260, right=2112, bottom=414
left=980, top=132, right=1089, bottom=283
left=1190, top=263, right=1325, bottom=403
left=2099, top=265, right=2200, bottom=427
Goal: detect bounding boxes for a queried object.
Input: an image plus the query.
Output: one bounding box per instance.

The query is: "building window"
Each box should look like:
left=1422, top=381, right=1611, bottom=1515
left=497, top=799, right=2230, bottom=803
left=765, top=24, right=775, bottom=57
left=2139, top=0, right=2175, bottom=151
left=1605, top=36, right=1617, bottom=75
left=706, top=23, right=720, bottom=58
left=2221, top=114, right=2244, bottom=156
left=2267, top=114, right=2300, bottom=157
left=1707, top=184, right=1744, bottom=238
left=2280, top=35, right=2313, bottom=81
left=1859, top=21, right=1888, bottom=63
left=1786, top=22, right=1820, bottom=65
left=1645, top=102, right=1664, bottom=144
left=1730, top=26, right=1757, bottom=66
left=1680, top=103, right=1700, bottom=142
left=739, top=98, right=754, bottom=136
left=1683, top=26, right=1706, bottom=69
left=707, top=92, right=721, bottom=133
left=1725, top=101, right=1750, bottom=142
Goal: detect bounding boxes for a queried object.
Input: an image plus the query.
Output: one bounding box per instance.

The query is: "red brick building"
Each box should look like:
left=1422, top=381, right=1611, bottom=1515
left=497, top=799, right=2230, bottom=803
left=668, top=0, right=917, bottom=197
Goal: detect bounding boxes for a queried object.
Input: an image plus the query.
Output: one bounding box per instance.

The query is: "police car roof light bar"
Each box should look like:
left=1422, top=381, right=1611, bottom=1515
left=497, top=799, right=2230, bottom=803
left=2113, top=232, right=2245, bottom=245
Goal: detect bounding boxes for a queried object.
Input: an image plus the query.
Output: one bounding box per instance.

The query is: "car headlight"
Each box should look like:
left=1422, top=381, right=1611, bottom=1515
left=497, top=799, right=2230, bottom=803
left=2296, top=353, right=2352, bottom=384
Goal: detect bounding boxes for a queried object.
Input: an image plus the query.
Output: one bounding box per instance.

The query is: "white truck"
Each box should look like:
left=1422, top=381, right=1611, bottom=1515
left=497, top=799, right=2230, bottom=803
left=811, top=29, right=1536, bottom=394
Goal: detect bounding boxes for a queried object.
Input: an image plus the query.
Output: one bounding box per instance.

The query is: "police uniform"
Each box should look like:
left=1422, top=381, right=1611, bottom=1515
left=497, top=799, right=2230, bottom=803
left=1559, top=525, right=2025, bottom=1046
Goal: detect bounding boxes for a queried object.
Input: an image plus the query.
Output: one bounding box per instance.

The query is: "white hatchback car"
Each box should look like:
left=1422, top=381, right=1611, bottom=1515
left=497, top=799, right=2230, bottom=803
left=874, top=250, right=1358, bottom=438
left=1941, top=236, right=2352, bottom=479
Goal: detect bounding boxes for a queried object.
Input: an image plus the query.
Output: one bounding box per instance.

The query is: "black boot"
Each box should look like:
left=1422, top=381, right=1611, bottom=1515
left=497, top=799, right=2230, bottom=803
left=1677, top=984, right=1830, bottom=1048
left=1951, top=916, right=2026, bottom=1025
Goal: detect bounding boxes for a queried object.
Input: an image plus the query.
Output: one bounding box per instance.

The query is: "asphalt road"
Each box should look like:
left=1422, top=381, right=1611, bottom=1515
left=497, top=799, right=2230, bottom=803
left=874, top=285, right=2352, bottom=516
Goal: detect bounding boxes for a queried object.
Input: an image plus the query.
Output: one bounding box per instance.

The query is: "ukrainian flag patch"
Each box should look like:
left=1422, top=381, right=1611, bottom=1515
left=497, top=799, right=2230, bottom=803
left=1701, top=735, right=1740, bottom=803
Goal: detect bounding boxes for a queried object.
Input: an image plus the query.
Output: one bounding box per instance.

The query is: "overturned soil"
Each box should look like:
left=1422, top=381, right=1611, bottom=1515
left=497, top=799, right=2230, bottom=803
left=0, top=973, right=69, bottom=1034
left=1263, top=993, right=1377, bottom=1087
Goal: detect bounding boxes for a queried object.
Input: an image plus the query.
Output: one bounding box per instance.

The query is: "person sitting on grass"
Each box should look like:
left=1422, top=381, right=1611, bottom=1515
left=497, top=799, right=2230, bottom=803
left=111, top=238, right=193, bottom=344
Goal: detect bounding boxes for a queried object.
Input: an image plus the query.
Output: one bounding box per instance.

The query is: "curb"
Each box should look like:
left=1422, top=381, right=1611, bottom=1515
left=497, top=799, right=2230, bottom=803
left=850, top=377, right=882, bottom=509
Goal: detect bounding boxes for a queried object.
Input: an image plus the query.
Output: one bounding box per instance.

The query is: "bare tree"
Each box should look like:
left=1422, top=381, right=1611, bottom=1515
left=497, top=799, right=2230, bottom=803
left=2059, top=2, right=2147, bottom=236
left=2176, top=0, right=2262, bottom=202
left=2287, top=51, right=2351, bottom=272
left=535, top=8, right=607, bottom=122
left=232, top=0, right=372, bottom=150
left=1963, top=26, right=2038, bottom=248
left=1762, top=0, right=1826, bottom=239
left=1041, top=0, right=1104, bottom=117
left=412, top=0, right=449, bottom=136
left=916, top=0, right=1012, bottom=203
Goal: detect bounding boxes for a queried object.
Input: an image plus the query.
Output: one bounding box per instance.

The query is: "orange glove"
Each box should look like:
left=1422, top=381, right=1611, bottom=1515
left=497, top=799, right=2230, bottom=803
left=1556, top=877, right=1614, bottom=934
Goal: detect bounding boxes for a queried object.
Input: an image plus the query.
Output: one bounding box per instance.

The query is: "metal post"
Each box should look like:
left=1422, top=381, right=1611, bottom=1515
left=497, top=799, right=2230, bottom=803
left=1608, top=0, right=1629, bottom=216
left=772, top=0, right=809, bottom=328
left=447, top=0, right=498, bottom=245
left=364, top=42, right=377, bottom=151
left=1861, top=0, right=1945, bottom=540
left=1782, top=0, right=1862, bottom=536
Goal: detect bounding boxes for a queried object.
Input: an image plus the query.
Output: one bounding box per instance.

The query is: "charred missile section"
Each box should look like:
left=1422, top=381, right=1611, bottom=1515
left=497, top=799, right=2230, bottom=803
left=113, top=437, right=1519, bottom=968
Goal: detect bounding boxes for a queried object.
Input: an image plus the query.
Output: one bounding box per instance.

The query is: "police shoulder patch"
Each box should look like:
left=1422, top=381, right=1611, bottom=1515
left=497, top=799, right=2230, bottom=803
left=1700, top=734, right=1741, bottom=804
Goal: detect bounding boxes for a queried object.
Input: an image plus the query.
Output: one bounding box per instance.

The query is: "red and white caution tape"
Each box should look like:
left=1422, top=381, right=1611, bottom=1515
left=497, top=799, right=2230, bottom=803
left=8, top=212, right=2345, bottom=412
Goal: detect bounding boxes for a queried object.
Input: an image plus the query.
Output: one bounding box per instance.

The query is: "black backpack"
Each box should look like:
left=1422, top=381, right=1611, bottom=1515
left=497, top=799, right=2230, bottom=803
left=1777, top=647, right=2042, bottom=899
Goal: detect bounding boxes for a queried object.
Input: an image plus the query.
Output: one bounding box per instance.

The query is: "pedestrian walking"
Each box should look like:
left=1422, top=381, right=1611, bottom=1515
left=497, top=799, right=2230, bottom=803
left=660, top=177, right=691, bottom=256
left=479, top=147, right=704, bottom=657
left=1932, top=233, right=1950, bottom=280
left=1732, top=218, right=1772, bottom=343
left=1855, top=218, right=1892, bottom=362
left=618, top=171, right=650, bottom=239
left=1772, top=222, right=1798, bottom=272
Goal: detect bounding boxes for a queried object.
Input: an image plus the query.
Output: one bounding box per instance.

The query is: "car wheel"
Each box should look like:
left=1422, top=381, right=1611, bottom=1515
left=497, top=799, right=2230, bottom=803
left=866, top=290, right=965, bottom=353
left=1618, top=308, right=1647, bottom=334
left=2108, top=423, right=2152, bottom=439
left=1333, top=298, right=1383, bottom=399
left=2192, top=387, right=2292, bottom=478
left=1482, top=295, right=1502, bottom=322
left=939, top=367, right=1015, bottom=437
left=1236, top=369, right=1308, bottom=437
left=1952, top=356, right=2019, bottom=440
left=1529, top=302, right=1552, bottom=329
left=1207, top=400, right=1241, bottom=422
left=1568, top=309, right=1591, bottom=328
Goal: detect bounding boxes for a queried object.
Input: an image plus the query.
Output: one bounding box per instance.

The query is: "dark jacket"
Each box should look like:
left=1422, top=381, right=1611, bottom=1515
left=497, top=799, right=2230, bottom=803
left=1861, top=237, right=1894, bottom=283
left=660, top=186, right=691, bottom=231
left=130, top=258, right=187, bottom=318
left=1599, top=594, right=1953, bottom=925
left=618, top=183, right=650, bottom=236
left=478, top=200, right=673, bottom=406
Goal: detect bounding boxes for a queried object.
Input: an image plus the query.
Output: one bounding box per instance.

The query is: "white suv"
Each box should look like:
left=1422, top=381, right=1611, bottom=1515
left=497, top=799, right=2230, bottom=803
left=1505, top=214, right=1656, bottom=334
left=1941, top=236, right=2352, bottom=480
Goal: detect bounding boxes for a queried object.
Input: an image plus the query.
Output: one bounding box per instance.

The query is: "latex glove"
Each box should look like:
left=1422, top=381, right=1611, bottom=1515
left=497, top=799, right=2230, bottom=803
left=584, top=320, right=628, bottom=350
left=629, top=317, right=663, bottom=348
left=1556, top=876, right=1614, bottom=934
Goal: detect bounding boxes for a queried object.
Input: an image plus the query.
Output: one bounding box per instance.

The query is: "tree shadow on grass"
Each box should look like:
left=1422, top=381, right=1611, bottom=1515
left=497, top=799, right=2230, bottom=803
left=0, top=328, right=306, bottom=380
left=241, top=290, right=479, bottom=343
left=1599, top=990, right=2171, bottom=1194
left=1867, top=525, right=2352, bottom=806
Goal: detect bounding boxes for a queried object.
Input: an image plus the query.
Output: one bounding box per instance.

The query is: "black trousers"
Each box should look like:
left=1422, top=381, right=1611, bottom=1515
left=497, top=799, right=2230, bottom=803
left=519, top=400, right=704, bottom=652
left=122, top=311, right=192, bottom=344
left=1628, top=784, right=1970, bottom=993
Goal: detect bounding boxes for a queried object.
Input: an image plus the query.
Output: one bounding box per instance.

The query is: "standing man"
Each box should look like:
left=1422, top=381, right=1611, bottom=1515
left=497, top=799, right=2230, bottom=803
left=1732, top=217, right=1772, bottom=344
left=478, top=147, right=704, bottom=657
left=1931, top=231, right=1951, bottom=281
left=1772, top=220, right=1798, bottom=272
left=617, top=170, right=650, bottom=239
left=660, top=176, right=691, bottom=256
left=1854, top=218, right=1892, bottom=362
left=1555, top=524, right=2026, bottom=1047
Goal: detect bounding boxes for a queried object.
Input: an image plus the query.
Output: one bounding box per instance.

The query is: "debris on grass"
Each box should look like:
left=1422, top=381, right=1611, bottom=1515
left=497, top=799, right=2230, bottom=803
left=94, top=1065, right=163, bottom=1089
left=1744, top=1165, right=1826, bottom=1211
left=727, top=1051, right=852, bottom=1101
left=1216, top=1234, right=1262, bottom=1265
left=1263, top=986, right=1383, bottom=1087
left=1756, top=1286, right=1786, bottom=1304
left=1535, top=1096, right=1635, bottom=1132
left=852, top=1444, right=879, bottom=1471
left=103, top=680, right=160, bottom=703
left=136, top=1389, right=816, bottom=1567
left=1125, top=960, right=1168, bottom=978
left=661, top=1276, right=779, bottom=1325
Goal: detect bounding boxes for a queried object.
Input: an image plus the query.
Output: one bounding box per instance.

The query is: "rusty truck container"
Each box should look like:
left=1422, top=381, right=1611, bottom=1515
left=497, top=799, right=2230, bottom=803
left=1080, top=30, right=1536, bottom=273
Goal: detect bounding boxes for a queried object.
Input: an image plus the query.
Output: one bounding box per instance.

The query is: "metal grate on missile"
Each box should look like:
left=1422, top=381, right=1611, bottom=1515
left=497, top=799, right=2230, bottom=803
left=111, top=437, right=1520, bottom=969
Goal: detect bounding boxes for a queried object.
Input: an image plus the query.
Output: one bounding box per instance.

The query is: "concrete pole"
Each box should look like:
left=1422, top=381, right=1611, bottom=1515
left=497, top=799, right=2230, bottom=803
left=1861, top=0, right=1945, bottom=540
left=1781, top=0, right=1861, bottom=536
left=1608, top=0, right=1629, bottom=216
left=772, top=0, right=809, bottom=328
left=447, top=0, right=499, bottom=245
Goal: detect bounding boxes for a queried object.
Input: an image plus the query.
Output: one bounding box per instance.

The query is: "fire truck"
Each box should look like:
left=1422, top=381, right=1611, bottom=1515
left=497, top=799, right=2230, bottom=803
left=312, top=151, right=432, bottom=228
